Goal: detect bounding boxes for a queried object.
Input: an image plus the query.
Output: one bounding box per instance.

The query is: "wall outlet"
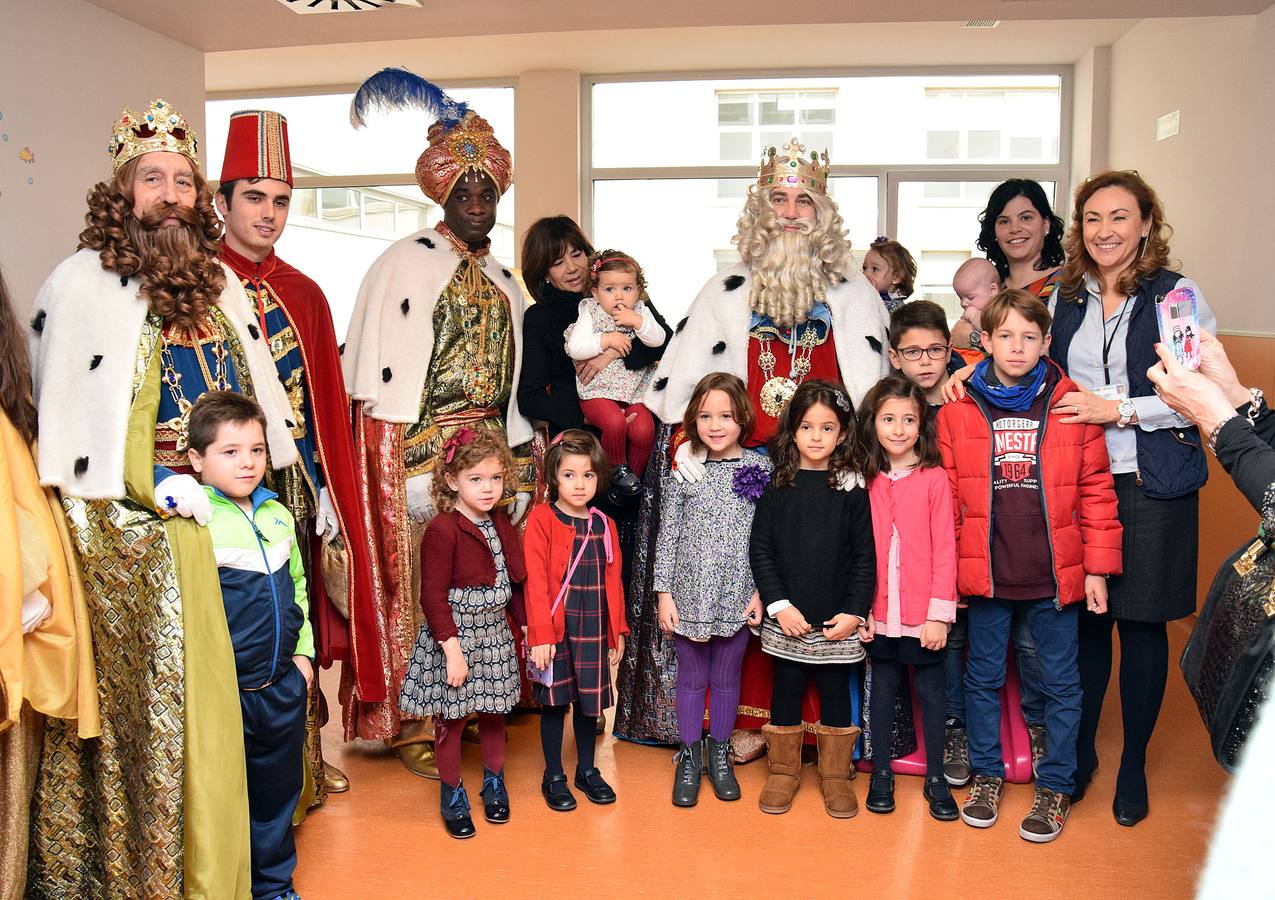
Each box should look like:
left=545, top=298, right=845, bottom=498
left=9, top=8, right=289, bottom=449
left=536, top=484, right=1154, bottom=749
left=1157, top=110, right=1181, bottom=142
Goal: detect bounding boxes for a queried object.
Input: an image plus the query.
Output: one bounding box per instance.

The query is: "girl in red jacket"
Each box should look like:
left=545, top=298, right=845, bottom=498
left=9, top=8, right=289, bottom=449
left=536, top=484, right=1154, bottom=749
left=398, top=428, right=527, bottom=840
left=857, top=376, right=959, bottom=822
left=524, top=429, right=628, bottom=812
left=937, top=290, right=1121, bottom=844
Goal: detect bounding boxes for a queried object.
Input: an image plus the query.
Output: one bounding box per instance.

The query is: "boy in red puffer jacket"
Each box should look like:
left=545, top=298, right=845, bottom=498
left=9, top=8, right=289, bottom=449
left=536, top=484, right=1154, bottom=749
left=937, top=290, right=1122, bottom=844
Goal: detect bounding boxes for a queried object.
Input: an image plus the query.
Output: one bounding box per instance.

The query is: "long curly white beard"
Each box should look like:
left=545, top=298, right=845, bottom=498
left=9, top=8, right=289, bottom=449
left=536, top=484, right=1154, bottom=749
left=747, top=230, right=830, bottom=328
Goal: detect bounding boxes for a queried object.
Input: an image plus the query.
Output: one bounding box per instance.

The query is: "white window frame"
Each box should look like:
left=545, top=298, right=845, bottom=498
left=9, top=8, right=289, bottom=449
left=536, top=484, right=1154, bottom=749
left=581, top=66, right=1072, bottom=242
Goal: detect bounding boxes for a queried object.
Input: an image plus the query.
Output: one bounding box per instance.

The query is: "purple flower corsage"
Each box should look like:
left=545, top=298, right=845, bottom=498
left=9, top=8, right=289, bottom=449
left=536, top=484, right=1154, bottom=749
left=732, top=463, right=769, bottom=502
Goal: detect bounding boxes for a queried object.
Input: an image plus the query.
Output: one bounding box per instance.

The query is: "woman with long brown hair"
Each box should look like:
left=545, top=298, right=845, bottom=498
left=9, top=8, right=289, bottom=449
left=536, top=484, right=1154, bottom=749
left=1048, top=170, right=1216, bottom=825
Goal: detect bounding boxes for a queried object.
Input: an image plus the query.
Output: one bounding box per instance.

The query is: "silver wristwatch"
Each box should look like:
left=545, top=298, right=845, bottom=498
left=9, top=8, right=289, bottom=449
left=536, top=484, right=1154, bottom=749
left=968, top=329, right=982, bottom=348
left=1116, top=398, right=1137, bottom=428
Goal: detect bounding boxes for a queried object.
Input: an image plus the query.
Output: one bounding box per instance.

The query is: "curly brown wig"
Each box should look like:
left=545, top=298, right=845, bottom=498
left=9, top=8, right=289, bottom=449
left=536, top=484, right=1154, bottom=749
left=78, top=157, right=226, bottom=330
left=769, top=380, right=865, bottom=490
left=0, top=262, right=36, bottom=445
left=430, top=429, right=517, bottom=515
left=1059, top=170, right=1176, bottom=302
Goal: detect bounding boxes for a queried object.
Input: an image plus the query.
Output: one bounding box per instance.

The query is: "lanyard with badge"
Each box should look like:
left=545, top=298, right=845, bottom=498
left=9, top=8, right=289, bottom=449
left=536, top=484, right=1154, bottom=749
left=1094, top=295, right=1133, bottom=401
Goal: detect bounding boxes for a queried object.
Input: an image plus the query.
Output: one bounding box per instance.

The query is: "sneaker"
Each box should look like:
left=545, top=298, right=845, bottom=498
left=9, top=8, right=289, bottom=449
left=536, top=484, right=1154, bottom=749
left=960, top=775, right=1004, bottom=828
left=1028, top=723, right=1047, bottom=780
left=1020, top=786, right=1070, bottom=843
left=943, top=726, right=972, bottom=787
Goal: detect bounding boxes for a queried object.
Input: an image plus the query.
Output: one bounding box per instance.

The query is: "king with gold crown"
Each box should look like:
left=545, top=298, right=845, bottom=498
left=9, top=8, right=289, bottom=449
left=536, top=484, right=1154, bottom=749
left=25, top=98, right=301, bottom=898
left=616, top=137, right=890, bottom=752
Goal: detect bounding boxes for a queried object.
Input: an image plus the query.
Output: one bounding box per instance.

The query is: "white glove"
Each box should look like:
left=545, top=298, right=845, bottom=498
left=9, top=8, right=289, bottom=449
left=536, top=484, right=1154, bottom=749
left=21, top=589, right=53, bottom=634
left=835, top=469, right=865, bottom=492
left=315, top=486, right=340, bottom=542
left=672, top=441, right=707, bottom=485
left=155, top=473, right=212, bottom=526
left=509, top=491, right=532, bottom=526
left=405, top=473, right=435, bottom=523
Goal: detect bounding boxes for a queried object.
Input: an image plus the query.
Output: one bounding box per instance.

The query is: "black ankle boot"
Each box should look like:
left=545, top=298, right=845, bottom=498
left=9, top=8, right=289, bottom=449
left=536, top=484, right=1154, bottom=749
left=672, top=742, right=703, bottom=807
left=704, top=736, right=741, bottom=801
left=480, top=768, right=510, bottom=824
left=866, top=768, right=895, bottom=814
left=439, top=780, right=476, bottom=839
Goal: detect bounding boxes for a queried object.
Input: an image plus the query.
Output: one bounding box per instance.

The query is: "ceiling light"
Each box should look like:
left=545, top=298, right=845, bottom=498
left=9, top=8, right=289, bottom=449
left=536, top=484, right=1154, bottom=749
left=963, top=19, right=1001, bottom=28
left=275, top=0, right=422, bottom=15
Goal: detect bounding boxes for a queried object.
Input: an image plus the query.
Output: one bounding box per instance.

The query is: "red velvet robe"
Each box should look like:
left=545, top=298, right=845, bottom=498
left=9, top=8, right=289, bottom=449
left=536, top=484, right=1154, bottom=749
left=220, top=242, right=386, bottom=702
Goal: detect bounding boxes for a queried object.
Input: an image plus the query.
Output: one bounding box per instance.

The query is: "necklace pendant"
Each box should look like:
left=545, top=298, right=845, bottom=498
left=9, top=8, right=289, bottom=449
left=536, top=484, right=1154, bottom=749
left=759, top=376, right=798, bottom=418
left=791, top=357, right=812, bottom=381
left=757, top=348, right=777, bottom=375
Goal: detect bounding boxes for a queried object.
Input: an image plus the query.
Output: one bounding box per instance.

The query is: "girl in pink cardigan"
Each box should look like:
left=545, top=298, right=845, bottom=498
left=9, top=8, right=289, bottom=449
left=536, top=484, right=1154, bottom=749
left=856, top=376, right=959, bottom=821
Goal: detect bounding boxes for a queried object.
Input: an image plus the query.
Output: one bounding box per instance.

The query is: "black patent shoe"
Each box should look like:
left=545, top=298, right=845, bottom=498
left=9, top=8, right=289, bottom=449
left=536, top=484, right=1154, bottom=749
left=541, top=772, right=577, bottom=812
left=924, top=775, right=960, bottom=821
left=704, top=735, right=741, bottom=801
left=606, top=464, right=643, bottom=504
left=439, top=780, right=476, bottom=839
left=574, top=766, right=617, bottom=804
left=480, top=768, right=510, bottom=824
left=672, top=742, right=703, bottom=807
left=866, top=768, right=895, bottom=814
left=1113, top=796, right=1148, bottom=827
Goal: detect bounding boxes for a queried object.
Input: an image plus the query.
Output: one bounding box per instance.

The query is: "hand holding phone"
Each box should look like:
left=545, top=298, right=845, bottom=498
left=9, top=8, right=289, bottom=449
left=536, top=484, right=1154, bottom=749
left=1157, top=287, right=1202, bottom=371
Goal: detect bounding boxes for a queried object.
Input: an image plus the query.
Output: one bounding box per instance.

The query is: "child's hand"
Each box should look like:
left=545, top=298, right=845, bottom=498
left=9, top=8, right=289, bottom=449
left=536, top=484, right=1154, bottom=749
left=822, top=613, right=861, bottom=641
left=442, top=638, right=469, bottom=688
left=601, top=332, right=633, bottom=355
left=1084, top=575, right=1109, bottom=615
left=775, top=605, right=812, bottom=637
left=744, top=592, right=763, bottom=626
left=858, top=612, right=876, bottom=643
left=611, top=307, right=643, bottom=329
left=941, top=364, right=975, bottom=403
left=657, top=592, right=680, bottom=634
left=292, top=655, right=314, bottom=690
left=531, top=643, right=556, bottom=670
left=608, top=635, right=626, bottom=667
left=920, top=620, right=948, bottom=651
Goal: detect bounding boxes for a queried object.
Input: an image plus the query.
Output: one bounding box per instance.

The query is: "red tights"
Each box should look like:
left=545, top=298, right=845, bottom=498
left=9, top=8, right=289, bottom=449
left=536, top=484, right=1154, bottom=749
left=578, top=398, right=655, bottom=475
left=434, top=713, right=506, bottom=786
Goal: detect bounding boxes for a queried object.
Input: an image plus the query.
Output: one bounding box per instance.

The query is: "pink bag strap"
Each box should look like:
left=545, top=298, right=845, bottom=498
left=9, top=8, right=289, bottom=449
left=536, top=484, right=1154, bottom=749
left=549, top=508, right=611, bottom=618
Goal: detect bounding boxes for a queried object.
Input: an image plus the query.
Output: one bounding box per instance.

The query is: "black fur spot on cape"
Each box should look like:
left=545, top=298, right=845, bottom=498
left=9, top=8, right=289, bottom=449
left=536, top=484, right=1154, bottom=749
left=501, top=268, right=511, bottom=279
left=89, top=355, right=103, bottom=370
left=338, top=343, right=346, bottom=356
left=653, top=377, right=668, bottom=392
left=74, top=457, right=89, bottom=478
left=120, top=275, right=130, bottom=287
left=723, top=274, right=745, bottom=292
left=712, top=341, right=726, bottom=354
left=866, top=335, right=883, bottom=354
left=285, top=419, right=296, bottom=429
left=382, top=367, right=393, bottom=383
left=838, top=275, right=848, bottom=284
left=247, top=322, right=260, bottom=340
left=31, top=310, right=45, bottom=333
left=401, top=298, right=411, bottom=315
left=675, top=316, right=688, bottom=334
left=416, top=236, right=435, bottom=249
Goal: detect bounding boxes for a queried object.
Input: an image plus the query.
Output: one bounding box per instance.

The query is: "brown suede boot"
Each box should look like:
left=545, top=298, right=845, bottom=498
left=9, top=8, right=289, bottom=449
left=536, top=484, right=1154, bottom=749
left=815, top=722, right=862, bottom=819
left=758, top=724, right=805, bottom=814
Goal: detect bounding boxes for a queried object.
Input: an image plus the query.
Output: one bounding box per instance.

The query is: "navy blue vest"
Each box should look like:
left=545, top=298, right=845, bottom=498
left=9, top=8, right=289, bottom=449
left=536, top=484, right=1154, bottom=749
left=1051, top=268, right=1208, bottom=499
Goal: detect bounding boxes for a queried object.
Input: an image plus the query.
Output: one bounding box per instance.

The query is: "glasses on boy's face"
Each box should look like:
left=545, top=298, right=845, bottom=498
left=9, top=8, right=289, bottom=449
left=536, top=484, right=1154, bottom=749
left=898, top=345, right=950, bottom=361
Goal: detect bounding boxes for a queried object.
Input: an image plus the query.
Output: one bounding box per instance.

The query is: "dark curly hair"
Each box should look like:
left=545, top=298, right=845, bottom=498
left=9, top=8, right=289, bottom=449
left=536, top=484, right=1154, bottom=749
left=857, top=376, right=940, bottom=481
left=0, top=262, right=36, bottom=445
left=976, top=179, right=1065, bottom=282
left=769, top=380, right=864, bottom=490
left=78, top=156, right=226, bottom=331
left=520, top=215, right=595, bottom=303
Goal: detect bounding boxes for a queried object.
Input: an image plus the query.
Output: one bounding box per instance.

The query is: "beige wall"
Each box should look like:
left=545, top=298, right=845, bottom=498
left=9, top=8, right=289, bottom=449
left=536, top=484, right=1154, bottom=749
left=1108, top=11, right=1275, bottom=335
left=0, top=0, right=204, bottom=312
left=514, top=70, right=581, bottom=243
left=1070, top=45, right=1111, bottom=191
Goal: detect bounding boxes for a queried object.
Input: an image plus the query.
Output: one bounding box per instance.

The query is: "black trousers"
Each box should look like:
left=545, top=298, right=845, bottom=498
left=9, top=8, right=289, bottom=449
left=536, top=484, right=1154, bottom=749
left=770, top=659, right=852, bottom=728
left=870, top=657, right=946, bottom=778
left=241, top=665, right=309, bottom=900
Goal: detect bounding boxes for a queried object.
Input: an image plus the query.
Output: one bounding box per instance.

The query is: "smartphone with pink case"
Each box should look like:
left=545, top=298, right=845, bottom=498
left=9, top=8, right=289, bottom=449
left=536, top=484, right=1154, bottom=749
left=1156, top=286, right=1202, bottom=371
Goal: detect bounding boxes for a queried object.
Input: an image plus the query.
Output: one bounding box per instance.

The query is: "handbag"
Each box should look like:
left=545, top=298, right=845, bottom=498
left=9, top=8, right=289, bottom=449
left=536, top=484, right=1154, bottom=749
left=1181, top=534, right=1275, bottom=771
left=526, top=509, right=611, bottom=687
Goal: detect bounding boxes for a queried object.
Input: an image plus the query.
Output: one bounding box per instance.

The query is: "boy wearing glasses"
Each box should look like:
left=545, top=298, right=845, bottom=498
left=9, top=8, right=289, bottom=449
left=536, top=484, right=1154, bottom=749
left=888, top=301, right=956, bottom=409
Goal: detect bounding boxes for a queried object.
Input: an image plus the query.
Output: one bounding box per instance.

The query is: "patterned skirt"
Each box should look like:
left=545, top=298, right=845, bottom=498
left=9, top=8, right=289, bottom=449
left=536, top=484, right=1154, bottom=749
left=757, top=617, right=866, bottom=665
left=399, top=607, right=521, bottom=720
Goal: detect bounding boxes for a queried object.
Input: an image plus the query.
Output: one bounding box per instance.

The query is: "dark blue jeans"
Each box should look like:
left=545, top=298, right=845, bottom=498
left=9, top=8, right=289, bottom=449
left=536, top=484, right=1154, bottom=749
left=945, top=604, right=1044, bottom=727
left=965, top=598, right=1080, bottom=794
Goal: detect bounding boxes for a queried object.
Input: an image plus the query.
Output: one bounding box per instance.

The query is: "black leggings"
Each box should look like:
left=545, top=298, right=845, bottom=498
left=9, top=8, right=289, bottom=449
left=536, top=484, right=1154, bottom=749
left=540, top=704, right=597, bottom=776
left=770, top=659, right=852, bottom=728
left=870, top=658, right=946, bottom=778
left=1075, top=610, right=1168, bottom=804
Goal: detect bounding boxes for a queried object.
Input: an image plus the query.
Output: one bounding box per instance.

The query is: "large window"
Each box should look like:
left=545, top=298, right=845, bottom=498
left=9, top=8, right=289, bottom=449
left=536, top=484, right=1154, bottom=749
left=586, top=72, right=1067, bottom=323
left=206, top=85, right=515, bottom=338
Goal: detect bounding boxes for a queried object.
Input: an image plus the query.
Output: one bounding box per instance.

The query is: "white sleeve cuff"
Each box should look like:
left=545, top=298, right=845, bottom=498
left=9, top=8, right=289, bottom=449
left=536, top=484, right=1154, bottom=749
left=766, top=599, right=792, bottom=617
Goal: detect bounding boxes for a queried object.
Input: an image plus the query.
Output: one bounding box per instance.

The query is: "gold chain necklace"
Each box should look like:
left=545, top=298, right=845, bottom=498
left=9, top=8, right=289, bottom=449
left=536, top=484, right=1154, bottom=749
left=160, top=321, right=230, bottom=450
left=755, top=322, right=822, bottom=418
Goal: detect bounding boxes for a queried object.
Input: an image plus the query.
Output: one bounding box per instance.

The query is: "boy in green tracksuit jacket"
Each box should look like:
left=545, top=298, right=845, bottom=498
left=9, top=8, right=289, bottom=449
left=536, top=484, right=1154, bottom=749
left=186, top=391, right=311, bottom=900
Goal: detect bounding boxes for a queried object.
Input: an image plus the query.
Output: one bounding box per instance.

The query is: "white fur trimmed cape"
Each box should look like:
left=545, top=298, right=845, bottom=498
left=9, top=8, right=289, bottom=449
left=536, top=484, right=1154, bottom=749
left=29, top=248, right=299, bottom=500
left=342, top=228, right=533, bottom=447
left=643, top=262, right=891, bottom=423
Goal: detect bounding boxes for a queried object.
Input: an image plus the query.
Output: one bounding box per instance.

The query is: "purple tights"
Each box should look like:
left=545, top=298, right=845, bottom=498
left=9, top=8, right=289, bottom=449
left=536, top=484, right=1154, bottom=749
left=674, top=627, right=750, bottom=745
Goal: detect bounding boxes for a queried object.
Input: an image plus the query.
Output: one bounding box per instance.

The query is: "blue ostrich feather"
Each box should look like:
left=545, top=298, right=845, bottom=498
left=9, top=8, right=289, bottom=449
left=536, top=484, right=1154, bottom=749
left=349, top=67, right=469, bottom=130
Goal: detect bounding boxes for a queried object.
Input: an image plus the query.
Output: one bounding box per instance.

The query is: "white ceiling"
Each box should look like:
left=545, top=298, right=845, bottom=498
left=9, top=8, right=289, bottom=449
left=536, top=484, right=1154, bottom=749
left=84, top=0, right=1273, bottom=53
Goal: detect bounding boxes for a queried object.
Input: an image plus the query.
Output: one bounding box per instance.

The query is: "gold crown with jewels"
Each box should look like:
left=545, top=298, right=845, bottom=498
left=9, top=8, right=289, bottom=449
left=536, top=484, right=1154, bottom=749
left=758, top=138, right=830, bottom=195
left=107, top=98, right=198, bottom=173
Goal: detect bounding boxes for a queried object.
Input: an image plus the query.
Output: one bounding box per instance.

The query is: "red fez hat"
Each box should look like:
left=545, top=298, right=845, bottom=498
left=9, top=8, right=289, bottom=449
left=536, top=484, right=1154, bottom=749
left=219, top=109, right=293, bottom=186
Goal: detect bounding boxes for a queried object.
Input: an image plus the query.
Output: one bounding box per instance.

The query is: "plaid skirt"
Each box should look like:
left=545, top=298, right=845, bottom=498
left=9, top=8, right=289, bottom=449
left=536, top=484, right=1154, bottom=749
left=533, top=509, right=613, bottom=716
